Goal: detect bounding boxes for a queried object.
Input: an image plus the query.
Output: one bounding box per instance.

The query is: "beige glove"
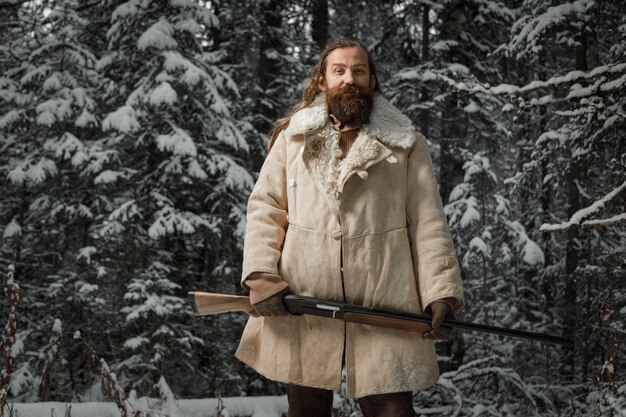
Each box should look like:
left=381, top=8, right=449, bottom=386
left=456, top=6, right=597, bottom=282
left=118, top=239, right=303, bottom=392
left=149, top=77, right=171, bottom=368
left=423, top=297, right=457, bottom=340
left=246, top=272, right=291, bottom=317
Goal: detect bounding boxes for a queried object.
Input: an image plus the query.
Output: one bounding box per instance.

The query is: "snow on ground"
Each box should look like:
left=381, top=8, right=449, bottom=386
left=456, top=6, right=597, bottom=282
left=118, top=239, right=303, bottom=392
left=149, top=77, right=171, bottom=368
left=9, top=395, right=290, bottom=417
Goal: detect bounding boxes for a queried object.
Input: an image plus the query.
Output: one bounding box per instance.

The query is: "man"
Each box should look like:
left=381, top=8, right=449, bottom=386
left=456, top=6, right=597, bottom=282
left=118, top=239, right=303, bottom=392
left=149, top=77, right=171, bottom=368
left=236, top=40, right=464, bottom=416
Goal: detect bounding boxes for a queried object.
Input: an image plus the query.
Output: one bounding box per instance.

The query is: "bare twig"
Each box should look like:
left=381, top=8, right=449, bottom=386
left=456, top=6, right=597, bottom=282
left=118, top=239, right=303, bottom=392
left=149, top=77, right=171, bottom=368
left=100, top=359, right=129, bottom=417
left=1, top=265, right=20, bottom=417
left=37, top=319, right=63, bottom=402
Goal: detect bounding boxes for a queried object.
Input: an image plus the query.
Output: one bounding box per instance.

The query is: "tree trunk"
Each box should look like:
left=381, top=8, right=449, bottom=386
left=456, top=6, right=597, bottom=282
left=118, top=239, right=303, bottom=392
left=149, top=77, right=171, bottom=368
left=561, top=28, right=587, bottom=380
left=0, top=1, right=22, bottom=75
left=311, top=0, right=328, bottom=51
left=419, top=4, right=430, bottom=137
left=256, top=0, right=284, bottom=135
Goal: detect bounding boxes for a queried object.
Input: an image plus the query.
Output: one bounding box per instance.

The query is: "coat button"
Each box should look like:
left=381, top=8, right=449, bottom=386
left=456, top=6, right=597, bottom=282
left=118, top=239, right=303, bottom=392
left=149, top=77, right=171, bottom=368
left=357, top=170, right=368, bottom=179
left=288, top=179, right=296, bottom=187
left=331, top=230, right=342, bottom=239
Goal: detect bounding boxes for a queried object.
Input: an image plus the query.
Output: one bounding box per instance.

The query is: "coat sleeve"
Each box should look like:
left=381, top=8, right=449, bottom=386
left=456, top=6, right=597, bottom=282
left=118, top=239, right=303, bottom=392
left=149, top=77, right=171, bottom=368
left=406, top=134, right=465, bottom=314
left=240, top=131, right=289, bottom=291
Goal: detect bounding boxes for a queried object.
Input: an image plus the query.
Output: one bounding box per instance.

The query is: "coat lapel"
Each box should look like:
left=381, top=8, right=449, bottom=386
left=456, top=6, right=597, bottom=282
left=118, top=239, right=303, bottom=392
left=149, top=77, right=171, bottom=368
left=287, top=92, right=417, bottom=213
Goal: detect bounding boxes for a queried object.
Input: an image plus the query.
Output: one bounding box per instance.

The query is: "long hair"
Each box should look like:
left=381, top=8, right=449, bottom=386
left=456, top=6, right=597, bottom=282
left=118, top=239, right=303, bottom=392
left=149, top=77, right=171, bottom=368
left=266, top=39, right=381, bottom=152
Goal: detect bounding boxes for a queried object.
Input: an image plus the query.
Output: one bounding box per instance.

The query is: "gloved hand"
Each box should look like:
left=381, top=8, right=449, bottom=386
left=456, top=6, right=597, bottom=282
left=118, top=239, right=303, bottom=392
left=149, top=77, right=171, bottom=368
left=245, top=272, right=291, bottom=317
left=423, top=297, right=456, bottom=340
left=252, top=287, right=292, bottom=316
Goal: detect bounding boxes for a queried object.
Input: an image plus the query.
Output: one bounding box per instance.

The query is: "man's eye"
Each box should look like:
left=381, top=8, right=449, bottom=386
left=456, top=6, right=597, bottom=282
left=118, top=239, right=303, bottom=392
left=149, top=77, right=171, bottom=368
left=334, top=70, right=343, bottom=74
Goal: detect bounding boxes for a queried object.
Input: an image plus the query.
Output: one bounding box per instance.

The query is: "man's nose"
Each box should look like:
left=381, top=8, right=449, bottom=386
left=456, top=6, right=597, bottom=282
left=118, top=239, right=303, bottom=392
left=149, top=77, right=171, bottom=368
left=343, top=71, right=355, bottom=85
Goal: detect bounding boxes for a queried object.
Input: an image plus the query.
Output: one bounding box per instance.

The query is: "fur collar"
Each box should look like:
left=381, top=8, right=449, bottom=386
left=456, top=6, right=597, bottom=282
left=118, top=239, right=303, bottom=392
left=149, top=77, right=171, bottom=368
left=301, top=121, right=386, bottom=211
left=284, top=92, right=417, bottom=149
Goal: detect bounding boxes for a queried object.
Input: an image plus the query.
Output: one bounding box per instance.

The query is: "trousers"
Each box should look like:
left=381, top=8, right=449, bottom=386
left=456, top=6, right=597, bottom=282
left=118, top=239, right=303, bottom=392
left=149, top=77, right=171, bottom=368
left=286, top=384, right=416, bottom=417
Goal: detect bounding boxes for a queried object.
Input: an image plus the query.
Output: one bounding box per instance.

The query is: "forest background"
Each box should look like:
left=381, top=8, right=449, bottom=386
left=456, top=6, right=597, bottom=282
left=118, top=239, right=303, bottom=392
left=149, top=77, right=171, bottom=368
left=0, top=0, right=624, bottom=416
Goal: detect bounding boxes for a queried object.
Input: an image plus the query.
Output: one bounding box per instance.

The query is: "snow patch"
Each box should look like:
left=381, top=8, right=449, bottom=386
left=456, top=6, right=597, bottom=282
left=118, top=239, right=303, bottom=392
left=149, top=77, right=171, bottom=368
left=102, top=105, right=140, bottom=133
left=149, top=82, right=178, bottom=105
left=3, top=218, right=22, bottom=239
left=156, top=127, right=197, bottom=157
left=138, top=19, right=177, bottom=51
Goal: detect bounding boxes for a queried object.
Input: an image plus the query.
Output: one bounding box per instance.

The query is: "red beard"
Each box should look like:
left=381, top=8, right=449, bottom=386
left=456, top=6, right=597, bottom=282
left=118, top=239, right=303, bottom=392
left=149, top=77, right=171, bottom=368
left=326, top=84, right=374, bottom=128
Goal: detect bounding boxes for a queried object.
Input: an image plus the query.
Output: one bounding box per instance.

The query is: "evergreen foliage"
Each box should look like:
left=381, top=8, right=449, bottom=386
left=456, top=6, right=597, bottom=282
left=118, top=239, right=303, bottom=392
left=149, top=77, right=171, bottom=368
left=0, top=0, right=623, bottom=415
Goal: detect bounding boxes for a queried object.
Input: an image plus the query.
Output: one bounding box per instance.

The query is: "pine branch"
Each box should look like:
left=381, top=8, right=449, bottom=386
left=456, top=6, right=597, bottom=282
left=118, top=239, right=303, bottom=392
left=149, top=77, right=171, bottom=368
left=540, top=180, right=626, bottom=232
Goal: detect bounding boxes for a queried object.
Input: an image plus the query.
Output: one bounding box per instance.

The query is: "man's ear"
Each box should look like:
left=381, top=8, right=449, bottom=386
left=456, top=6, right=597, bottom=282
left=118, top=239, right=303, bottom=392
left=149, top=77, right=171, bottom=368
left=318, top=75, right=327, bottom=91
left=369, top=75, right=376, bottom=91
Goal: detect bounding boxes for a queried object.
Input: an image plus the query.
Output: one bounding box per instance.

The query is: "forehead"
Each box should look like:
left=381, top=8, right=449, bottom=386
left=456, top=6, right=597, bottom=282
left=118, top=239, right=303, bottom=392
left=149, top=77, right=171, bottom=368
left=326, top=47, right=369, bottom=68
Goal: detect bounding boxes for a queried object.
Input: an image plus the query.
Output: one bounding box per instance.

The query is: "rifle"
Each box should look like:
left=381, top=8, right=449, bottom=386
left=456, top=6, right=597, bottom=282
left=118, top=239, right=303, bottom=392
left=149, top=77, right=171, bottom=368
left=187, top=291, right=574, bottom=347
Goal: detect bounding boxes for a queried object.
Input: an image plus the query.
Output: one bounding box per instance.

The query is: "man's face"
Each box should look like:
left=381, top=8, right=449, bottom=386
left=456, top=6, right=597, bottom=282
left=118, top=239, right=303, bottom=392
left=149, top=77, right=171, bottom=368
left=318, top=47, right=376, bottom=127
left=318, top=47, right=375, bottom=92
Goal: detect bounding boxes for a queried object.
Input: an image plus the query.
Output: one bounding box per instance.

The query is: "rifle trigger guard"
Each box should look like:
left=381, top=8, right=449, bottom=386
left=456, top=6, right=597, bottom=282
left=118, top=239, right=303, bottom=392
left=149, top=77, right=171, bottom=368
left=316, top=303, right=340, bottom=318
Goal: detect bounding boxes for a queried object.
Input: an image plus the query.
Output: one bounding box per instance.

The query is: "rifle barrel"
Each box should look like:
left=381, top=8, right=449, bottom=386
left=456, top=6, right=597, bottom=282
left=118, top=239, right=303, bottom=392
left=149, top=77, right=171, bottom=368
left=283, top=295, right=573, bottom=347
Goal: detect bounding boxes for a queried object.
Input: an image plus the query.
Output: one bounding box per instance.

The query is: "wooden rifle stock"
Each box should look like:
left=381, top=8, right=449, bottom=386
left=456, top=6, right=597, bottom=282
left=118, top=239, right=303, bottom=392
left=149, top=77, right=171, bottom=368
left=188, top=291, right=573, bottom=347
left=188, top=291, right=252, bottom=315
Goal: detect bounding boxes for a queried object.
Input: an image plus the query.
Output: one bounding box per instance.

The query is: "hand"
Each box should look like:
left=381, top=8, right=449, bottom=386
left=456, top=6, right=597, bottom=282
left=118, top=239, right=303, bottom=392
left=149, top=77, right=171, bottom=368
left=246, top=272, right=291, bottom=317
left=423, top=298, right=456, bottom=340
left=251, top=288, right=291, bottom=317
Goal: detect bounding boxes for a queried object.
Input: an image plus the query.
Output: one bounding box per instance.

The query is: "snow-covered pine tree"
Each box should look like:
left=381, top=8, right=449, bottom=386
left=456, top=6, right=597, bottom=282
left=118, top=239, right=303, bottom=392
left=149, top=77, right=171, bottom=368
left=1, top=0, right=107, bottom=401
left=444, top=153, right=549, bottom=368
left=497, top=1, right=626, bottom=413
left=93, top=0, right=253, bottom=396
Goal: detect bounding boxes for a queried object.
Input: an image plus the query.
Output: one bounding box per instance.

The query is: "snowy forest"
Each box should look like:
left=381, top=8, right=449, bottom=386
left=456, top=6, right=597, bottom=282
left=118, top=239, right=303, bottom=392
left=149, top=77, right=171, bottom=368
left=0, top=0, right=625, bottom=416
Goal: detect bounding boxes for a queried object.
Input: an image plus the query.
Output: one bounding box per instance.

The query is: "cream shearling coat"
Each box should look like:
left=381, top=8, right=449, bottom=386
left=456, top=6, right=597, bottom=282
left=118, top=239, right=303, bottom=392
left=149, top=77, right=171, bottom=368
left=235, top=92, right=465, bottom=398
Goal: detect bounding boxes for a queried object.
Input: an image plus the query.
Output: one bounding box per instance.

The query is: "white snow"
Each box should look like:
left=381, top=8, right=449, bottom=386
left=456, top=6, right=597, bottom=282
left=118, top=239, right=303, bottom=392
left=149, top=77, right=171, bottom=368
left=521, top=237, right=544, bottom=266
left=0, top=109, right=23, bottom=128
left=123, top=336, right=149, bottom=350
left=75, top=108, right=98, bottom=127
left=43, top=73, right=62, bottom=91
left=540, top=180, right=626, bottom=232
left=111, top=0, right=143, bottom=22
left=463, top=101, right=480, bottom=113
left=77, top=246, right=97, bottom=264
left=54, top=132, right=84, bottom=160
left=505, top=220, right=545, bottom=266
left=78, top=283, right=99, bottom=295
left=148, top=206, right=196, bottom=239
left=449, top=183, right=469, bottom=202
left=137, top=19, right=177, bottom=51
left=52, top=318, right=62, bottom=333
left=3, top=218, right=22, bottom=239
left=469, top=237, right=490, bottom=258
left=460, top=196, right=480, bottom=228
left=94, top=170, right=124, bottom=184
left=25, top=158, right=58, bottom=184
left=156, top=127, right=198, bottom=157
left=188, top=159, right=209, bottom=180
left=431, top=40, right=460, bottom=52
left=149, top=82, right=178, bottom=105
left=102, top=105, right=140, bottom=133
left=108, top=200, right=141, bottom=223
left=36, top=111, right=56, bottom=126
left=10, top=396, right=289, bottom=417
left=509, top=0, right=595, bottom=59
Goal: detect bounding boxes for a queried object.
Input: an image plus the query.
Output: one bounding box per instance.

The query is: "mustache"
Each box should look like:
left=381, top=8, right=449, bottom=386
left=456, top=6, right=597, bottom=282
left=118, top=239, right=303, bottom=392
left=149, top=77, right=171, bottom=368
left=334, top=84, right=369, bottom=97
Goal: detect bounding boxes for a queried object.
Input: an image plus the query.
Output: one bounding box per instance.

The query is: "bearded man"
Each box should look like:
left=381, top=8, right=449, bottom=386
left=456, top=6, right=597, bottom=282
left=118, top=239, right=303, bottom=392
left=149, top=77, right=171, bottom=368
left=235, top=39, right=465, bottom=417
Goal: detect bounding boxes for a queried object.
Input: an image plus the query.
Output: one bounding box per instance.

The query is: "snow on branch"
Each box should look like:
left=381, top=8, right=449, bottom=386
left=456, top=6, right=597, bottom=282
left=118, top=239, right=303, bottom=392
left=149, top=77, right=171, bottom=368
left=424, top=61, right=626, bottom=98
left=540, top=180, right=626, bottom=232
left=508, top=0, right=595, bottom=59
